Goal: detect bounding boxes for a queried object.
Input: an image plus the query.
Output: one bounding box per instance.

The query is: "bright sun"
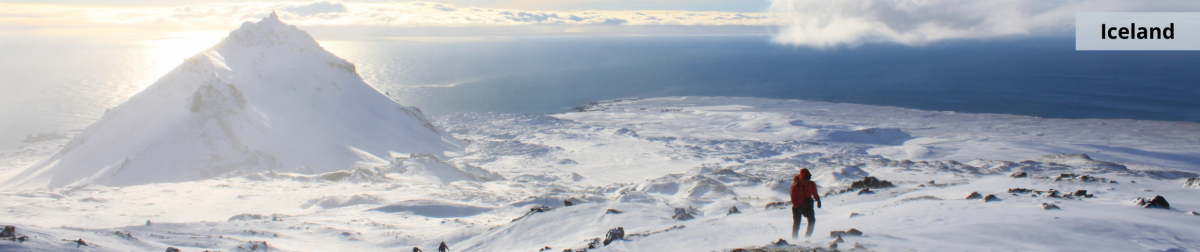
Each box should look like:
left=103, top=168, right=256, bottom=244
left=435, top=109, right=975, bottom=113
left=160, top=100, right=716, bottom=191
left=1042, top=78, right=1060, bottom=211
left=138, top=31, right=227, bottom=90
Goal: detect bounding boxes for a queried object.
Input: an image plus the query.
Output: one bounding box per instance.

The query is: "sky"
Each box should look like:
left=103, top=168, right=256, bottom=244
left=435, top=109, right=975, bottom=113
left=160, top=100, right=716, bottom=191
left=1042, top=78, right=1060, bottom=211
left=2, top=0, right=1200, bottom=47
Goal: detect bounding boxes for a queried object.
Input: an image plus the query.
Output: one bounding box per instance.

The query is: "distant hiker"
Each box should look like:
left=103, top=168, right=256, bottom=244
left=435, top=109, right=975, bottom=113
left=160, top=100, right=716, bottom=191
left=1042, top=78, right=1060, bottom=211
left=603, top=227, right=625, bottom=245
left=438, top=241, right=449, bottom=252
left=789, top=168, right=821, bottom=238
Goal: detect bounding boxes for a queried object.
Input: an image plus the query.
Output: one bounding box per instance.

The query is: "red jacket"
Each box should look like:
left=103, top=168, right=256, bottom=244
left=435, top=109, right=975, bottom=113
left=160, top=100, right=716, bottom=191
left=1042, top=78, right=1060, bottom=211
left=789, top=168, right=820, bottom=208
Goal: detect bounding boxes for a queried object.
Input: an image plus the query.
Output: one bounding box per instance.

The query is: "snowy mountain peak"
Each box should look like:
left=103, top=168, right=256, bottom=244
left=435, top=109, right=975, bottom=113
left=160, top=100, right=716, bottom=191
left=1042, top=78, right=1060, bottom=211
left=2, top=14, right=464, bottom=189
left=222, top=12, right=320, bottom=52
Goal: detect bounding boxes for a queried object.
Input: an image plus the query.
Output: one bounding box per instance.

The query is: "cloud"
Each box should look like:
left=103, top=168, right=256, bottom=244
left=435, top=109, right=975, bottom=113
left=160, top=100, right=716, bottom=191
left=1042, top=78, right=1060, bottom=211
left=281, top=1, right=349, bottom=15
left=768, top=0, right=1200, bottom=48
left=0, top=1, right=782, bottom=29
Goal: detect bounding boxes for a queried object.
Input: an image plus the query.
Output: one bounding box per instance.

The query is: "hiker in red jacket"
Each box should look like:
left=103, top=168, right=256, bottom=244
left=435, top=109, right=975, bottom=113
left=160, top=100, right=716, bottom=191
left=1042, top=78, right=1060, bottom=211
left=789, top=168, right=821, bottom=238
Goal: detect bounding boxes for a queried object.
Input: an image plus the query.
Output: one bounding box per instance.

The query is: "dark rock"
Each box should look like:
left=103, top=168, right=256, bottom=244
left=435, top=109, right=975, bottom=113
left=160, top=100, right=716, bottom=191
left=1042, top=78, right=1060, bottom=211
left=1185, top=177, right=1200, bottom=188
left=229, top=214, right=265, bottom=222
left=1008, top=188, right=1033, bottom=194
left=146, top=220, right=152, bottom=226
left=512, top=205, right=555, bottom=222
left=166, top=247, right=182, bottom=252
left=563, top=200, right=574, bottom=207
left=1135, top=195, right=1170, bottom=209
left=1130, top=180, right=1136, bottom=183
left=672, top=207, right=699, bottom=221
left=1190, top=211, right=1198, bottom=215
left=857, top=188, right=873, bottom=195
left=850, top=176, right=895, bottom=190
left=1073, top=190, right=1088, bottom=196
left=530, top=205, right=553, bottom=213
left=602, top=227, right=625, bottom=246
left=114, top=231, right=134, bottom=240
left=71, top=239, right=88, bottom=246
left=605, top=209, right=623, bottom=214
left=1010, top=171, right=1028, bottom=178
left=829, top=242, right=839, bottom=249
left=849, top=212, right=862, bottom=218
left=727, top=206, right=741, bottom=215
left=1041, top=203, right=1060, bottom=210
left=830, top=231, right=845, bottom=238
left=1054, top=173, right=1103, bottom=182
left=984, top=194, right=997, bottom=202
left=586, top=237, right=601, bottom=249
left=1, top=226, right=14, bottom=238
left=765, top=201, right=791, bottom=210
left=845, top=228, right=863, bottom=236
left=833, top=236, right=844, bottom=243
left=965, top=192, right=982, bottom=200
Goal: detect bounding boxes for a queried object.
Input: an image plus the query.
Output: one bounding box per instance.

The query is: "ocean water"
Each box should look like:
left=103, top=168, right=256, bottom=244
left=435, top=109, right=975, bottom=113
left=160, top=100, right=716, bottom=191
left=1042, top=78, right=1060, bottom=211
left=2, top=35, right=1199, bottom=149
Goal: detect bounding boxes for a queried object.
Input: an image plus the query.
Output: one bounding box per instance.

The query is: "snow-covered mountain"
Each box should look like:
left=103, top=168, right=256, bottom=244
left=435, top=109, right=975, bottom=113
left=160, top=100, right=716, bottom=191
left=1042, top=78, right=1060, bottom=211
left=1, top=12, right=463, bottom=189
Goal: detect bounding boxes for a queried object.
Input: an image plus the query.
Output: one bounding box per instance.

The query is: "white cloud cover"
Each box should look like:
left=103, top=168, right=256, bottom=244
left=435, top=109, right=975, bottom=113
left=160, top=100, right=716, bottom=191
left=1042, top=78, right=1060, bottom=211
left=0, top=1, right=782, bottom=32
left=768, top=0, right=1200, bottom=47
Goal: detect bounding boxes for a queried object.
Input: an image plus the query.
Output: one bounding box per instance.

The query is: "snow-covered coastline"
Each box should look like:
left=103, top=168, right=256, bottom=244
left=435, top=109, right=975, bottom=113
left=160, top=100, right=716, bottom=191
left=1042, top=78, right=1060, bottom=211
left=3, top=96, right=1199, bottom=251
left=2, top=14, right=1199, bottom=252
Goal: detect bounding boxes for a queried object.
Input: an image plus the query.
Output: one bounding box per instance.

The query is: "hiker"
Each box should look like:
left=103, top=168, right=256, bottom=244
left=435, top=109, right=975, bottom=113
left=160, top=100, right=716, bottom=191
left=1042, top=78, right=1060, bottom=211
left=438, top=241, right=449, bottom=252
left=789, top=168, right=821, bottom=238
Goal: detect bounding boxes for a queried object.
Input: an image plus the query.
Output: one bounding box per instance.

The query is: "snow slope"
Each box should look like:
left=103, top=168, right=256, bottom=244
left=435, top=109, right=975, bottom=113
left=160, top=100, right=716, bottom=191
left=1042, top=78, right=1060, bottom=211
left=1, top=12, right=463, bottom=189
left=2, top=96, right=1198, bottom=251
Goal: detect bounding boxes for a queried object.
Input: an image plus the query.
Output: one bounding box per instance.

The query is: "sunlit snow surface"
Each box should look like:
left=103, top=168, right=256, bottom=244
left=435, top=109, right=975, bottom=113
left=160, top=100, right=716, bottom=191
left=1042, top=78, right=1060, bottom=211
left=2, top=96, right=1199, bottom=251
left=0, top=13, right=463, bottom=190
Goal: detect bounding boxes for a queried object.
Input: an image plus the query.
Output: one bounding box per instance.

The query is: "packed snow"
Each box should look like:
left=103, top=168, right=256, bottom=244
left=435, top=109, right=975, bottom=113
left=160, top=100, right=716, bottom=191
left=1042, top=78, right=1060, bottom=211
left=3, top=15, right=1200, bottom=252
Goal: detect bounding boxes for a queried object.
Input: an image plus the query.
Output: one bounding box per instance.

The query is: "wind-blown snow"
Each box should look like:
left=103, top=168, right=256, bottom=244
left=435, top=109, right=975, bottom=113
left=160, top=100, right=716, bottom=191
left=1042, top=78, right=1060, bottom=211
left=1, top=12, right=463, bottom=190
left=2, top=25, right=1200, bottom=252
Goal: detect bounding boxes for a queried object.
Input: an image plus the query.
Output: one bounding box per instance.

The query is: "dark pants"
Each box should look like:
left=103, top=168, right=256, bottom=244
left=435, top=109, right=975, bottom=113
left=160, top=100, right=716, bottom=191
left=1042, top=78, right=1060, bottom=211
left=792, top=199, right=815, bottom=238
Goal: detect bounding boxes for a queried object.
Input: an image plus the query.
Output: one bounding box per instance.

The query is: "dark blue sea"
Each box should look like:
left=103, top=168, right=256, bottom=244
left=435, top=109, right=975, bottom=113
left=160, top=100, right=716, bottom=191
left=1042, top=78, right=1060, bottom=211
left=325, top=36, right=1200, bottom=121
left=3, top=35, right=1199, bottom=149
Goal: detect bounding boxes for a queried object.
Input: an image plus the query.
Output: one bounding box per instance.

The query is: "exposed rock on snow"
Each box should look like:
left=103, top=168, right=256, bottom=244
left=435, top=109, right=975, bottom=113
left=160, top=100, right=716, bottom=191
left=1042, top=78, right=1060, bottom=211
left=672, top=207, right=699, bottom=221
left=1185, top=177, right=1200, bottom=188
left=831, top=228, right=863, bottom=237
left=0, top=226, right=12, bottom=236
left=1041, top=203, right=1061, bottom=210
left=829, top=176, right=895, bottom=196
left=1, top=12, right=463, bottom=189
left=228, top=213, right=273, bottom=222
left=764, top=201, right=791, bottom=210
left=727, top=206, right=741, bottom=215
left=965, top=192, right=983, bottom=200
left=1010, top=171, right=1028, bottom=178
left=511, top=205, right=554, bottom=222
left=984, top=194, right=998, bottom=202
left=1134, top=196, right=1170, bottom=209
